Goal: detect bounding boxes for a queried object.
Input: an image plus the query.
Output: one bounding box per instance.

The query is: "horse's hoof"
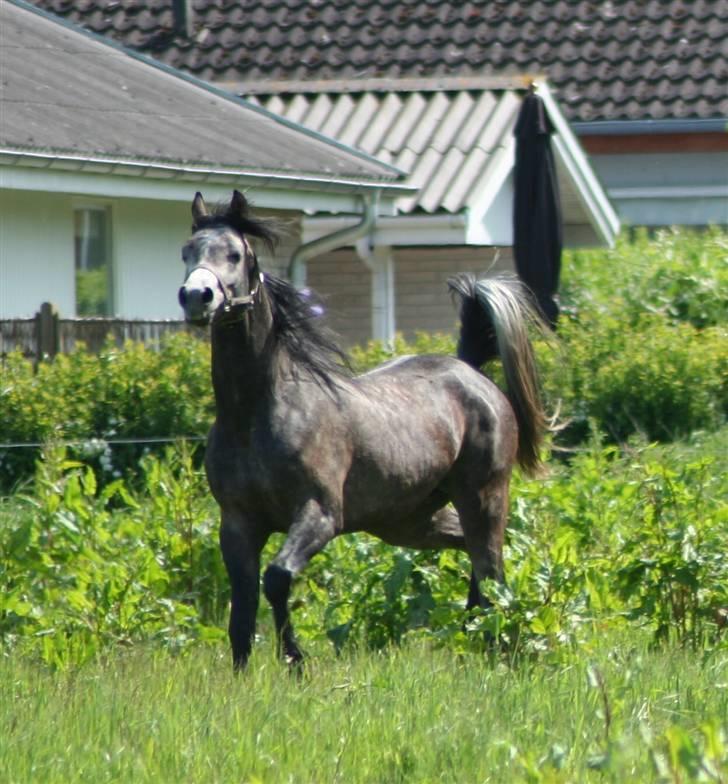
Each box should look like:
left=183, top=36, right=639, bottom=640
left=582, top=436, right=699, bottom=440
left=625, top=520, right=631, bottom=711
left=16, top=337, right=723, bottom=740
left=284, top=651, right=306, bottom=679
left=285, top=649, right=305, bottom=666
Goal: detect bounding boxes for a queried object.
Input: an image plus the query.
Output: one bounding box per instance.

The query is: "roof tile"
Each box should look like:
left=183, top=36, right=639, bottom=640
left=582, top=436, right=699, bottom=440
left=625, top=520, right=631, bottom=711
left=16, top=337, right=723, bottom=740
left=28, top=0, right=728, bottom=123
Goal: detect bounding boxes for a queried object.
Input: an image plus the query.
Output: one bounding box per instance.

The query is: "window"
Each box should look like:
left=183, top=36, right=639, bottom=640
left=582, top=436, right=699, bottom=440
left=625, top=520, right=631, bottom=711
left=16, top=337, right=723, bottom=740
left=74, top=207, right=113, bottom=316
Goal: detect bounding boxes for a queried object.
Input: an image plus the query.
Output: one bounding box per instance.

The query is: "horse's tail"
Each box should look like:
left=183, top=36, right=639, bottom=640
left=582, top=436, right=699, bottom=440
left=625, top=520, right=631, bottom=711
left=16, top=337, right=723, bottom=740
left=448, top=273, right=548, bottom=476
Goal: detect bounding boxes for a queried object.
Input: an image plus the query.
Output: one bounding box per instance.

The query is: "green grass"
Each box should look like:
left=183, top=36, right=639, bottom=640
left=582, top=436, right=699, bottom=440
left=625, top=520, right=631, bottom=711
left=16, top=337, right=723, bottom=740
left=2, top=635, right=726, bottom=783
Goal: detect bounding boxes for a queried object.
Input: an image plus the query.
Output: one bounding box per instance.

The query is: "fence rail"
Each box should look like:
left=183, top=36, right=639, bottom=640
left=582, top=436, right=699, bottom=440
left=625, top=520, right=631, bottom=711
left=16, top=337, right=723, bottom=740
left=0, top=303, right=200, bottom=361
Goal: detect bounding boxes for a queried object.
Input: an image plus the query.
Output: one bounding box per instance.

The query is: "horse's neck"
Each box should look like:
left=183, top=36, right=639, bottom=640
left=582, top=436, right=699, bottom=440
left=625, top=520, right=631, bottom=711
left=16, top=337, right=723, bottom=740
left=210, top=306, right=275, bottom=429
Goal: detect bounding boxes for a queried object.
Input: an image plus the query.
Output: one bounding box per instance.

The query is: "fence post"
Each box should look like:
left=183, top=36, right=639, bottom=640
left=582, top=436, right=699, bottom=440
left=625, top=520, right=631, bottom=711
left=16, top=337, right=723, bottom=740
left=36, top=302, right=59, bottom=360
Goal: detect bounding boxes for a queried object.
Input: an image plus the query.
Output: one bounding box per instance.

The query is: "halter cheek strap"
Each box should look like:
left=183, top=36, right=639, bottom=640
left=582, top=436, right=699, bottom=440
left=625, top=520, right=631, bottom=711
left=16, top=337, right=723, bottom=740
left=217, top=271, right=265, bottom=324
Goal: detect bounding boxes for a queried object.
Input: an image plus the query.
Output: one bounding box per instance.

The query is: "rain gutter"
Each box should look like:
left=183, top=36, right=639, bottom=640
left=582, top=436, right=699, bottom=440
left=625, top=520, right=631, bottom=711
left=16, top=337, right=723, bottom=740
left=0, top=150, right=412, bottom=196
left=288, top=192, right=380, bottom=287
left=572, top=119, right=728, bottom=135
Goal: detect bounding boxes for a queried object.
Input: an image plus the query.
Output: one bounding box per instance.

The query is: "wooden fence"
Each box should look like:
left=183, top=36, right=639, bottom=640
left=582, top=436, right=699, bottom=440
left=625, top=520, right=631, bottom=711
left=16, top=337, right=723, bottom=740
left=0, top=303, right=202, bottom=362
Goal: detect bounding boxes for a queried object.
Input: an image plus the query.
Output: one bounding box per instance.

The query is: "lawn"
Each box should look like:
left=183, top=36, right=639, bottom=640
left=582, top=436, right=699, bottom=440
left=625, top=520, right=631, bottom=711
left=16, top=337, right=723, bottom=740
left=2, top=634, right=726, bottom=783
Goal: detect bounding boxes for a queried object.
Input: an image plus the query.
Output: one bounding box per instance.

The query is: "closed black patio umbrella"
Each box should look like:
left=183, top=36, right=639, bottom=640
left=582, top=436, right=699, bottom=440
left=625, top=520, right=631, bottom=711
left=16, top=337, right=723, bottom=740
left=512, top=89, right=563, bottom=329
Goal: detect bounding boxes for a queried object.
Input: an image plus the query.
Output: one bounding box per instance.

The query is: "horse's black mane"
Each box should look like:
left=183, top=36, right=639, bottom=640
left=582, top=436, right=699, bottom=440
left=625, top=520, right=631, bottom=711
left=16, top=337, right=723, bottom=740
left=193, top=198, right=279, bottom=254
left=264, top=274, right=352, bottom=389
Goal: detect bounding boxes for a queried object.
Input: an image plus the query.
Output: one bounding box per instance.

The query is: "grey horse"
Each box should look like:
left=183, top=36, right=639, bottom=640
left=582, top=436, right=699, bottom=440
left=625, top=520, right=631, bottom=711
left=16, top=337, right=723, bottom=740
left=178, top=191, right=548, bottom=670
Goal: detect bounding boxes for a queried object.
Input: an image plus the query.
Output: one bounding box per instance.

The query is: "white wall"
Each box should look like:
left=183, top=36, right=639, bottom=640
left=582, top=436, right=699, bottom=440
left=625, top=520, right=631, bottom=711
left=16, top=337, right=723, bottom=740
left=113, top=197, right=190, bottom=319
left=0, top=189, right=301, bottom=319
left=0, top=189, right=75, bottom=317
left=0, top=189, right=190, bottom=319
left=590, top=151, right=728, bottom=227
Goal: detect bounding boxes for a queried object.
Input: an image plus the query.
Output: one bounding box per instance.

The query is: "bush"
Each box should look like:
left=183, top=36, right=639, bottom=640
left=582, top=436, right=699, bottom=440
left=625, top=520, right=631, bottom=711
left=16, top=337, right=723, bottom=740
left=0, top=442, right=226, bottom=668
left=537, top=314, right=726, bottom=444
left=0, top=334, right=212, bottom=490
left=562, top=226, right=728, bottom=329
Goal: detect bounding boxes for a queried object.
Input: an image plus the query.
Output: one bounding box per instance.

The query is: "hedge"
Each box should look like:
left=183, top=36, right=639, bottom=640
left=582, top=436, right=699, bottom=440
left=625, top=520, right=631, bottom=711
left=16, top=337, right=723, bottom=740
left=1, top=228, right=725, bottom=489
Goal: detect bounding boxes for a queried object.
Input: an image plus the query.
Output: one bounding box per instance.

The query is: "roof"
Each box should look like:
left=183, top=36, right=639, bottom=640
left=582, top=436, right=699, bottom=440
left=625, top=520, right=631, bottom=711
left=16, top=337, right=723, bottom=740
left=249, top=78, right=524, bottom=216
left=27, top=0, right=728, bottom=125
left=246, top=77, right=620, bottom=247
left=0, top=0, right=411, bottom=207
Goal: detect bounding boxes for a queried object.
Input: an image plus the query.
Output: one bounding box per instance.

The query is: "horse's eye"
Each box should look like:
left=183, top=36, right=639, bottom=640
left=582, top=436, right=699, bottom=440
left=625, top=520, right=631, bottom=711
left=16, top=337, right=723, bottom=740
left=228, top=251, right=241, bottom=264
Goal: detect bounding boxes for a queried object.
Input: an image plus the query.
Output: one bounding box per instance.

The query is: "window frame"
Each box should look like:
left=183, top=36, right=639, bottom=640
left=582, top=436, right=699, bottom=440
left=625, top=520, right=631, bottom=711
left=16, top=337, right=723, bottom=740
left=73, top=201, right=115, bottom=317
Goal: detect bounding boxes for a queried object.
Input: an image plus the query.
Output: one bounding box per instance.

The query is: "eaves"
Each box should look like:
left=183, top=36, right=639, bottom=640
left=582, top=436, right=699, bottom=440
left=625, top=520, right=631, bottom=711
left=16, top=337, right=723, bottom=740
left=303, top=212, right=470, bottom=248
left=0, top=149, right=416, bottom=215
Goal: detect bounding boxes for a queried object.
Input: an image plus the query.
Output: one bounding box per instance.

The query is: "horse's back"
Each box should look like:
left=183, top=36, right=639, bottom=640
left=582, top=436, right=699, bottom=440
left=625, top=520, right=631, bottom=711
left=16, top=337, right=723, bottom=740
left=357, top=353, right=513, bottom=430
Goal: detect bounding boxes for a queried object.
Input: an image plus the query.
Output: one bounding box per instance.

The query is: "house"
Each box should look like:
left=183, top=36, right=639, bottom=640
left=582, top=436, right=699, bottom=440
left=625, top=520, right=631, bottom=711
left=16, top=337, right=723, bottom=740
left=21, top=1, right=625, bottom=344
left=30, top=0, right=727, bottom=230
left=0, top=0, right=410, bottom=322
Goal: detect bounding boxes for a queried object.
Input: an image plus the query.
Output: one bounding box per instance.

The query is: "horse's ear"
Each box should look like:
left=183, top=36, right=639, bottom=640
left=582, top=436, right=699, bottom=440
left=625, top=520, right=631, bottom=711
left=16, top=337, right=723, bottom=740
left=191, top=192, right=208, bottom=226
left=230, top=189, right=249, bottom=218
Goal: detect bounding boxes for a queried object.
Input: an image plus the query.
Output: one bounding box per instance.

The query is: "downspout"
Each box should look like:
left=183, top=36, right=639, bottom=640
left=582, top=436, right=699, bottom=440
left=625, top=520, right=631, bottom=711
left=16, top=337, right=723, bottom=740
left=355, top=239, right=396, bottom=346
left=287, top=191, right=380, bottom=288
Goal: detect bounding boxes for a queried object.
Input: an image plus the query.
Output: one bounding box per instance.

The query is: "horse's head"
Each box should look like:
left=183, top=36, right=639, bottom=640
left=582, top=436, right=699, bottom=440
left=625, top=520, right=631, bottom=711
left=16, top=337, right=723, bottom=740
left=178, top=190, right=274, bottom=326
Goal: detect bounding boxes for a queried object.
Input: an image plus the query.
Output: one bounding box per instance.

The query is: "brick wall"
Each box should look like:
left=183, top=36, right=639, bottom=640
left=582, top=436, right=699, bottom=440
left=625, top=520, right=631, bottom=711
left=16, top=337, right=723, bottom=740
left=307, top=245, right=515, bottom=347
left=306, top=249, right=372, bottom=346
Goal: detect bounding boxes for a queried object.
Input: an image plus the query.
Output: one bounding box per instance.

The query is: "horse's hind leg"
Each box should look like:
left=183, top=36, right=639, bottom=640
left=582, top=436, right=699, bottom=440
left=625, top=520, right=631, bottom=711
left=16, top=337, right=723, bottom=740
left=452, top=471, right=510, bottom=609
left=466, top=571, right=485, bottom=611
left=263, top=499, right=338, bottom=665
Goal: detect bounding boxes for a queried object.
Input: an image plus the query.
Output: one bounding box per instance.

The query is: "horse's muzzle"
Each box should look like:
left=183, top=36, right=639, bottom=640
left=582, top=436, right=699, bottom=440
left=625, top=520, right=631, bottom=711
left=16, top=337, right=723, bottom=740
left=178, top=284, right=214, bottom=325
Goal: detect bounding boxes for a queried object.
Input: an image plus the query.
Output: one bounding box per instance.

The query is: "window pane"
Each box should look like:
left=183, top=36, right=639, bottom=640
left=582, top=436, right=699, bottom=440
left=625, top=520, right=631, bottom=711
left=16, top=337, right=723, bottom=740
left=75, top=208, right=112, bottom=316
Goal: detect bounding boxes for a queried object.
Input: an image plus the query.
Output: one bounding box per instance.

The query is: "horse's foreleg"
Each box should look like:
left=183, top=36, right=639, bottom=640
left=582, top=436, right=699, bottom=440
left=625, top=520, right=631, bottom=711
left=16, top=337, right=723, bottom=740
left=263, top=499, right=338, bottom=665
left=219, top=520, right=264, bottom=672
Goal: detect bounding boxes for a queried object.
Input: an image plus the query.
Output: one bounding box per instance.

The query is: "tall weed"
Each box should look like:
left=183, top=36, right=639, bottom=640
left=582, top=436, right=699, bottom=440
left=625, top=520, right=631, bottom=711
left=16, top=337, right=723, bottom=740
left=1, top=432, right=725, bottom=666
left=295, top=434, right=727, bottom=657
left=0, top=442, right=224, bottom=668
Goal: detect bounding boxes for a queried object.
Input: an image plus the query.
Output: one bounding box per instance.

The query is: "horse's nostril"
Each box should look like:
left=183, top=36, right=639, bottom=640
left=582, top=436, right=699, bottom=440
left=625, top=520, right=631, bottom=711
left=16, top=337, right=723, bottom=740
left=178, top=287, right=187, bottom=307
left=202, top=287, right=214, bottom=304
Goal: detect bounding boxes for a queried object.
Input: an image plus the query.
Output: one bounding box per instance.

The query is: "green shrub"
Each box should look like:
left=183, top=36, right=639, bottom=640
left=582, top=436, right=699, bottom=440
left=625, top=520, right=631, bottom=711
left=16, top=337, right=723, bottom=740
left=0, top=442, right=225, bottom=668
left=562, top=226, right=728, bottom=329
left=0, top=334, right=212, bottom=490
left=546, top=227, right=727, bottom=443
left=1, top=228, right=724, bottom=490
left=538, top=314, right=727, bottom=444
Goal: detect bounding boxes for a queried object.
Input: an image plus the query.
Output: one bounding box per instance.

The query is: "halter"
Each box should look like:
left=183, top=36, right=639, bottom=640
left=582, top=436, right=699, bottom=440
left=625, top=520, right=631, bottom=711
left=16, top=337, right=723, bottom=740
left=183, top=263, right=265, bottom=324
